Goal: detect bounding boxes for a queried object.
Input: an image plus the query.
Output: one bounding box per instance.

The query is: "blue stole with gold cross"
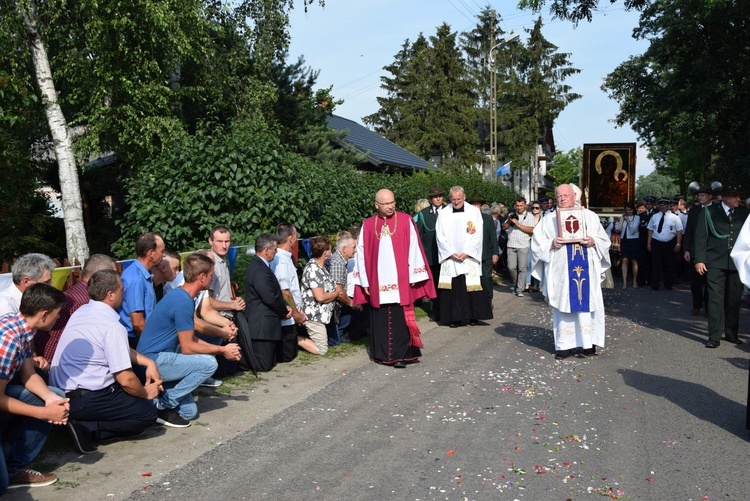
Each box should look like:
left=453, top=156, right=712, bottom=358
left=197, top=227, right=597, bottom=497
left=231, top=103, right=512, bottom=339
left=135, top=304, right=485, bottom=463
left=566, top=243, right=590, bottom=312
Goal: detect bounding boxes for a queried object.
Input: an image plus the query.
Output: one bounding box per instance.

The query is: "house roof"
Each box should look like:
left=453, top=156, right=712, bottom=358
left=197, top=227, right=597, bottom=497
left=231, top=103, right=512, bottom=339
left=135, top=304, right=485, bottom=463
left=326, top=115, right=436, bottom=171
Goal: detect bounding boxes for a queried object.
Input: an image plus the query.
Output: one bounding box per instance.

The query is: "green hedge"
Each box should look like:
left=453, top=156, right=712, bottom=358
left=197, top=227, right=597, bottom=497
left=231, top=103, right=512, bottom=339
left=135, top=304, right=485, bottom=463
left=113, top=119, right=517, bottom=258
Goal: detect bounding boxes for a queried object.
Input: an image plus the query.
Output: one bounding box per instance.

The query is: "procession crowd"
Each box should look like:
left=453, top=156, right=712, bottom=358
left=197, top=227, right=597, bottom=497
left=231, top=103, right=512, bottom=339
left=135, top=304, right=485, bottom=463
left=2, top=181, right=750, bottom=493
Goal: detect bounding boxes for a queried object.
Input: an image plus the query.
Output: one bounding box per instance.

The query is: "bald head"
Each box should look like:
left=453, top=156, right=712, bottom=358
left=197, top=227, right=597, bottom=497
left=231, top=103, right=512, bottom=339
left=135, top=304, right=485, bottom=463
left=555, top=184, right=575, bottom=209
left=374, top=189, right=396, bottom=217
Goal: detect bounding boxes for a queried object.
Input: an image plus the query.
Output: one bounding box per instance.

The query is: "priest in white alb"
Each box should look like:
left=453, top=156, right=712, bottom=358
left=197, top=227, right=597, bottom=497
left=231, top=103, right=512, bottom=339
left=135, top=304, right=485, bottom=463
left=531, top=184, right=611, bottom=359
left=435, top=186, right=493, bottom=327
left=353, top=189, right=435, bottom=368
left=730, top=214, right=750, bottom=430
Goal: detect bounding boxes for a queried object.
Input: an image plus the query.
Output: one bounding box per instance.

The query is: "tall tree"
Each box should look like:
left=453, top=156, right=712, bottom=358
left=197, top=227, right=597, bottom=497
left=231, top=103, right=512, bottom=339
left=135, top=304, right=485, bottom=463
left=11, top=0, right=89, bottom=262
left=423, top=23, right=478, bottom=164
left=364, top=35, right=429, bottom=155
left=498, top=17, right=581, bottom=167
left=603, top=0, right=750, bottom=186
left=0, top=0, right=325, bottom=259
left=635, top=170, right=677, bottom=201
left=459, top=7, right=512, bottom=162
left=364, top=25, right=478, bottom=166
left=518, top=0, right=650, bottom=25
left=0, top=70, right=64, bottom=259
left=547, top=147, right=582, bottom=186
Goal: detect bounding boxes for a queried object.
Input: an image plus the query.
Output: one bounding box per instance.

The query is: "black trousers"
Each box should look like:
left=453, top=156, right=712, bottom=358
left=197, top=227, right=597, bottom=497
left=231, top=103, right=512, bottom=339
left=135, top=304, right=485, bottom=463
left=651, top=239, right=676, bottom=289
left=481, top=259, right=495, bottom=301
left=279, top=325, right=300, bottom=363
left=429, top=264, right=441, bottom=318
left=67, top=384, right=157, bottom=441
left=688, top=260, right=708, bottom=310
left=706, top=267, right=743, bottom=342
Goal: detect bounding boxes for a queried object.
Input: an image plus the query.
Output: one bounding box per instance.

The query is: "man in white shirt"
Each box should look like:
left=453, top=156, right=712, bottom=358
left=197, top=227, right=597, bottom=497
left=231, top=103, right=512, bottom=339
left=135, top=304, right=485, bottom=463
left=501, top=198, right=537, bottom=297
left=647, top=198, right=683, bottom=290
left=50, top=270, right=161, bottom=454
left=0, top=254, right=55, bottom=317
left=271, top=223, right=306, bottom=363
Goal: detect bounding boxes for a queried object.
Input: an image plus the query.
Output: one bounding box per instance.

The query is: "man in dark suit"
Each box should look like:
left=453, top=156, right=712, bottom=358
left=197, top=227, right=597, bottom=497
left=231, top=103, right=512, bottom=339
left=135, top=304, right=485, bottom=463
left=683, top=185, right=713, bottom=315
left=469, top=195, right=500, bottom=301
left=243, top=233, right=292, bottom=371
left=417, top=184, right=446, bottom=318
left=694, top=184, right=749, bottom=348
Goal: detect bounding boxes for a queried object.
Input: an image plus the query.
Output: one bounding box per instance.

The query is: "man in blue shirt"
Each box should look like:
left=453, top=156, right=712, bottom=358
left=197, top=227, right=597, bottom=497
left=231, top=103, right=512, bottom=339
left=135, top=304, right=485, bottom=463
left=118, top=232, right=165, bottom=348
left=137, top=253, right=242, bottom=427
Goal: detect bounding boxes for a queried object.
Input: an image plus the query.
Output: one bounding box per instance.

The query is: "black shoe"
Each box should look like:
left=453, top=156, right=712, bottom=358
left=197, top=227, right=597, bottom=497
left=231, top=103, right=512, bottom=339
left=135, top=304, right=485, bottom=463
left=393, top=361, right=407, bottom=368
left=705, top=340, right=720, bottom=348
left=554, top=350, right=571, bottom=360
left=156, top=408, right=191, bottom=428
left=468, top=319, right=478, bottom=326
left=725, top=337, right=744, bottom=345
left=582, top=347, right=597, bottom=356
left=67, top=420, right=97, bottom=454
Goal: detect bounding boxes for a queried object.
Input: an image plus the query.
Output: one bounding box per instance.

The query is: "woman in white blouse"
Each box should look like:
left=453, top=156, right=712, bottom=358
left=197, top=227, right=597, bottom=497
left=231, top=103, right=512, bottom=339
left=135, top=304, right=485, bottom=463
left=615, top=202, right=641, bottom=289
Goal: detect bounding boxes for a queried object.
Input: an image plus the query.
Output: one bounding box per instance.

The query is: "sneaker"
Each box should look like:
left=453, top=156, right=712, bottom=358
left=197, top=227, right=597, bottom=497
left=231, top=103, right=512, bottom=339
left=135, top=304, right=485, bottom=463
left=156, top=408, right=191, bottom=428
left=516, top=291, right=524, bottom=297
left=199, top=377, right=222, bottom=388
left=8, top=469, right=58, bottom=488
left=67, top=420, right=97, bottom=454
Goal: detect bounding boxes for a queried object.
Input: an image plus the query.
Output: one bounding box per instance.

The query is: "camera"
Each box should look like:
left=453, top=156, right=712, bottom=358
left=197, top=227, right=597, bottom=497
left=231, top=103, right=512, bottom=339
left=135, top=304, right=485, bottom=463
left=507, top=213, right=518, bottom=225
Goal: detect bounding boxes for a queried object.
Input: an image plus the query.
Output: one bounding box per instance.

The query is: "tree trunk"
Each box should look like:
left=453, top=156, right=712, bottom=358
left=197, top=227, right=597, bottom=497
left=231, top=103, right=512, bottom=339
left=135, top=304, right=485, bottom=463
left=20, top=1, right=90, bottom=262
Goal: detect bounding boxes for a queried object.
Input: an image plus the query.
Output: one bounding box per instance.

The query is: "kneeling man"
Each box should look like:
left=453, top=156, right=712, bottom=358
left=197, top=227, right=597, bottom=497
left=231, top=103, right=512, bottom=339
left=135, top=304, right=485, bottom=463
left=50, top=270, right=162, bottom=454
left=0, top=283, right=68, bottom=492
left=137, top=253, right=241, bottom=427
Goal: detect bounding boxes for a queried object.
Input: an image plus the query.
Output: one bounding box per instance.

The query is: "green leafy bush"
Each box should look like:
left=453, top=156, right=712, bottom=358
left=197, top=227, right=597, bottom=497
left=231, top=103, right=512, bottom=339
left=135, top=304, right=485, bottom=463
left=113, top=118, right=517, bottom=258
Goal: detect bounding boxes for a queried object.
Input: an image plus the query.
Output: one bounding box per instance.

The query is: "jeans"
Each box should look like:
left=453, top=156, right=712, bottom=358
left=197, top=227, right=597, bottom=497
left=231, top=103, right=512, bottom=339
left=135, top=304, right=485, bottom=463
left=1, top=384, right=65, bottom=492
left=326, top=307, right=353, bottom=346
left=153, top=352, right=217, bottom=420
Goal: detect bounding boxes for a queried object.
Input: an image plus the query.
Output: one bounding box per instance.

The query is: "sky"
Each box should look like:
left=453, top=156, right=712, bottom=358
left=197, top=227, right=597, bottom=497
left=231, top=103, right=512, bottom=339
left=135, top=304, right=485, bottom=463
left=287, top=0, right=655, bottom=177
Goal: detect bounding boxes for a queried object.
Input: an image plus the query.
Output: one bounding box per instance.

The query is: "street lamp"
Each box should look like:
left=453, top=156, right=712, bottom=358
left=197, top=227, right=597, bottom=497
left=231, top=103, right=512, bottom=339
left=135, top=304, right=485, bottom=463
left=489, top=32, right=519, bottom=181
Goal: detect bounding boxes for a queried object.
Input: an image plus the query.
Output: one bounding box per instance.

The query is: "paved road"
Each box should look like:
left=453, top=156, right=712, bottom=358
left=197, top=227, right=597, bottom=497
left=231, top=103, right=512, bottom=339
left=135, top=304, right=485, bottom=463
left=123, top=282, right=750, bottom=501
left=4, top=280, right=746, bottom=500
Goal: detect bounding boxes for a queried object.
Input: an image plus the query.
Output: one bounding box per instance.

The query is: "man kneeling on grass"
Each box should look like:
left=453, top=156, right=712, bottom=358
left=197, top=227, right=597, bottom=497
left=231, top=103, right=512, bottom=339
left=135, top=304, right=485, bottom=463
left=137, top=253, right=242, bottom=428
left=50, top=269, right=163, bottom=454
left=0, top=283, right=68, bottom=493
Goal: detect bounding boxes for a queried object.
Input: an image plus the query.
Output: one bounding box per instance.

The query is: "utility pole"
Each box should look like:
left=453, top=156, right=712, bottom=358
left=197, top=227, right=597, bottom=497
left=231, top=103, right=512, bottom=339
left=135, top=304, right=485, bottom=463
left=488, top=15, right=519, bottom=183
left=489, top=11, right=497, bottom=181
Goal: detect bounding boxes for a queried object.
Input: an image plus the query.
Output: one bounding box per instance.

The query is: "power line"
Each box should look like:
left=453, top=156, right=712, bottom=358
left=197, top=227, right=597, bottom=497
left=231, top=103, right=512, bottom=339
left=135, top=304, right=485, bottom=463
left=445, top=0, right=476, bottom=24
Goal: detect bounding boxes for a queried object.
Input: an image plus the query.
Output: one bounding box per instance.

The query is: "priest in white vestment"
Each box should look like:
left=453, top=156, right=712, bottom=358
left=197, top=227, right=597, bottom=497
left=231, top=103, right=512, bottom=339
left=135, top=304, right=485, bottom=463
left=531, top=184, right=611, bottom=359
left=435, top=186, right=493, bottom=326
left=730, top=210, right=750, bottom=430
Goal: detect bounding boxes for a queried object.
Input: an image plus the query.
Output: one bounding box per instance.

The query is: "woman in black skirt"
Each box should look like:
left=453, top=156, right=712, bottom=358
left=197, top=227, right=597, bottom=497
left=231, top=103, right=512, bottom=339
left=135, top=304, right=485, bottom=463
left=615, top=202, right=641, bottom=289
